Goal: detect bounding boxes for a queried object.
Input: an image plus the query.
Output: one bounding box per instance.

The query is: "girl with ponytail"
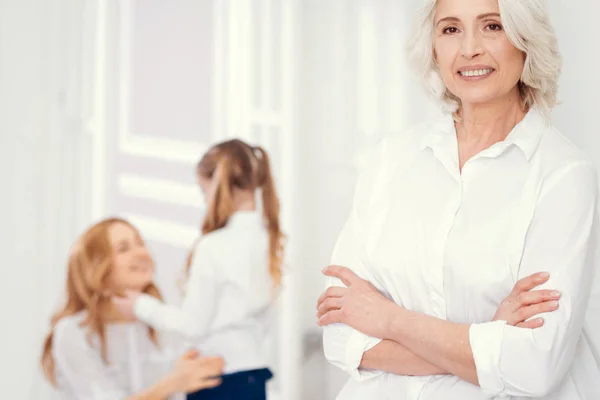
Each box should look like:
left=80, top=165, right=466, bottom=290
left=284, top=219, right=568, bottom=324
left=113, top=139, right=285, bottom=400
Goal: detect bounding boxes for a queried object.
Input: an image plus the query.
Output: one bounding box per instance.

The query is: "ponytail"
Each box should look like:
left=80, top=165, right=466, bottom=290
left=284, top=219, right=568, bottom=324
left=186, top=156, right=237, bottom=275
left=255, top=146, right=285, bottom=288
left=187, top=141, right=285, bottom=289
left=202, top=156, right=236, bottom=235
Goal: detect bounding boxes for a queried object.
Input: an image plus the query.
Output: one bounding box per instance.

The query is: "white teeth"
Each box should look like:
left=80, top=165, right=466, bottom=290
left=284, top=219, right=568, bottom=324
left=460, top=68, right=493, bottom=77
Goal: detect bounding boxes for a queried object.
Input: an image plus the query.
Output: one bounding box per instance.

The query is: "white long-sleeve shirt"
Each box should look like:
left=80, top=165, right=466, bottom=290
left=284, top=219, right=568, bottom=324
left=135, top=211, right=273, bottom=374
left=52, top=312, right=183, bottom=400
left=323, top=108, right=600, bottom=399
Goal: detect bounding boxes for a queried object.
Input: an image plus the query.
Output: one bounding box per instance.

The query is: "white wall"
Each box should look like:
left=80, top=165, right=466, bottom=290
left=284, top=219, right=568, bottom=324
left=0, top=0, right=92, bottom=398
left=548, top=1, right=600, bottom=156
left=546, top=0, right=600, bottom=339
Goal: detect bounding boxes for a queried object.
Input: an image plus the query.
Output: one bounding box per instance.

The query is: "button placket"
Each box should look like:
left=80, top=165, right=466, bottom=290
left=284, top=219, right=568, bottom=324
left=429, top=181, right=464, bottom=319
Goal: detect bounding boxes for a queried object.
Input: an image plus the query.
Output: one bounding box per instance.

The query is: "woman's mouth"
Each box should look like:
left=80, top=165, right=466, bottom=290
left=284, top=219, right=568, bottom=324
left=458, top=68, right=495, bottom=79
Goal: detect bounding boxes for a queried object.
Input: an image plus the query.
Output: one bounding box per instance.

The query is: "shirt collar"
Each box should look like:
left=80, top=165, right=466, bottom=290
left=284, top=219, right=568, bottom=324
left=503, top=107, right=547, bottom=161
left=418, top=113, right=455, bottom=152
left=419, top=107, right=547, bottom=162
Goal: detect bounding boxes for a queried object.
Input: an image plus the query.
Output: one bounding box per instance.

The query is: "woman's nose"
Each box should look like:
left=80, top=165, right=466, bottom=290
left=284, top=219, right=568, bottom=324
left=133, top=245, right=151, bottom=259
left=460, top=30, right=484, bottom=59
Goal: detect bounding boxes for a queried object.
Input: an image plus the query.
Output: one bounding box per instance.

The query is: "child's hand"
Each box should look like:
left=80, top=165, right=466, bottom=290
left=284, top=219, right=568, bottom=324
left=111, top=290, right=141, bottom=321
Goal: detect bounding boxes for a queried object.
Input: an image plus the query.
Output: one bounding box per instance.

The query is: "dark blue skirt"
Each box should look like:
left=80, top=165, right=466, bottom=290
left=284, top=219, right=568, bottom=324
left=186, top=368, right=273, bottom=400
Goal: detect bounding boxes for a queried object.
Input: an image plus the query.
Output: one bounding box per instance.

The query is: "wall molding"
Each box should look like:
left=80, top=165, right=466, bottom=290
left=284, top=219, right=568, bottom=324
left=118, top=173, right=203, bottom=208
left=117, top=0, right=211, bottom=166
left=124, top=213, right=198, bottom=248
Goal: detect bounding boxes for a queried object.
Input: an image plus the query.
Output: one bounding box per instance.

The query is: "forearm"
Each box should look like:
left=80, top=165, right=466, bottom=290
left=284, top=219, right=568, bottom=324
left=135, top=295, right=207, bottom=339
left=386, top=306, right=478, bottom=385
left=361, top=339, right=448, bottom=376
left=127, top=373, right=179, bottom=400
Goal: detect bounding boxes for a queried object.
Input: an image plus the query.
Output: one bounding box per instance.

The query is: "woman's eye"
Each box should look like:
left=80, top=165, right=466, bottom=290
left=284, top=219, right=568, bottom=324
left=117, top=244, right=129, bottom=253
left=487, top=23, right=503, bottom=31
left=443, top=26, right=459, bottom=34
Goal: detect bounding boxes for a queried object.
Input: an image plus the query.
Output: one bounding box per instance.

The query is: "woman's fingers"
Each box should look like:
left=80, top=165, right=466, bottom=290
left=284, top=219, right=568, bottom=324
left=317, top=297, right=344, bottom=319
left=515, top=289, right=561, bottom=307
left=317, top=309, right=344, bottom=326
left=514, top=301, right=560, bottom=324
left=194, top=377, right=222, bottom=391
left=196, top=357, right=224, bottom=376
left=516, top=318, right=545, bottom=329
left=322, top=265, right=360, bottom=287
left=181, top=348, right=200, bottom=359
left=316, top=286, right=347, bottom=309
left=510, top=272, right=550, bottom=296
left=493, top=273, right=559, bottom=328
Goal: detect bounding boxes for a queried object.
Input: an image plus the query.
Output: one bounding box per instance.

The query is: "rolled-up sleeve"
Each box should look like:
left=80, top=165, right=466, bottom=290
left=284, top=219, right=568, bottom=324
left=322, top=140, right=390, bottom=381
left=470, top=161, right=599, bottom=397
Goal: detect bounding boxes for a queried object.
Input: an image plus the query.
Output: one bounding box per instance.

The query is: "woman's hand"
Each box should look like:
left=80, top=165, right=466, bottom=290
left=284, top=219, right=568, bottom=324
left=172, top=349, right=224, bottom=393
left=316, top=265, right=398, bottom=339
left=493, top=272, right=561, bottom=328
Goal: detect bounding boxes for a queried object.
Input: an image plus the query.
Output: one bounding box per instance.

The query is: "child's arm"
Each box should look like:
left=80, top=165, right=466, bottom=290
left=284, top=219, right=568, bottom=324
left=135, top=241, right=219, bottom=340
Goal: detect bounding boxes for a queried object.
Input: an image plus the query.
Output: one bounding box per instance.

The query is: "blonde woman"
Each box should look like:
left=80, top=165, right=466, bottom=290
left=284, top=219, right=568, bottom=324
left=317, top=0, right=600, bottom=399
left=41, top=218, right=224, bottom=399
left=114, top=139, right=285, bottom=400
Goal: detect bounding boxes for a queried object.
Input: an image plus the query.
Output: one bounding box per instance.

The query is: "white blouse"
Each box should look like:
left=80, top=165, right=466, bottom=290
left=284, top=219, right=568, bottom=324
left=135, top=211, right=274, bottom=375
left=53, top=311, right=183, bottom=400
left=323, top=108, right=600, bottom=399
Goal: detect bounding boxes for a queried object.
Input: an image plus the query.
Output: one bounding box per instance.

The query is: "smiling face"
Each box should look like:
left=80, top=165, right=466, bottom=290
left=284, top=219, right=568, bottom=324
left=106, top=222, right=154, bottom=293
left=432, top=0, right=525, bottom=108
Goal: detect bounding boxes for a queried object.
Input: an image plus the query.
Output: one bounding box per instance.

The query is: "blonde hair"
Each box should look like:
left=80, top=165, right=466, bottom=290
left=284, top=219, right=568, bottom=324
left=406, top=0, right=562, bottom=118
left=187, top=139, right=285, bottom=288
left=41, top=218, right=162, bottom=386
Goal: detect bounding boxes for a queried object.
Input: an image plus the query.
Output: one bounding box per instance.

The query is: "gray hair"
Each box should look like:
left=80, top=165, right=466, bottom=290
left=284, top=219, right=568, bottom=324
left=406, top=0, right=562, bottom=117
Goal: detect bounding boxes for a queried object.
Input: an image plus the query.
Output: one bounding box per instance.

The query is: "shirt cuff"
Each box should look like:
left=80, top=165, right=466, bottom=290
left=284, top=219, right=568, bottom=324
left=346, top=329, right=383, bottom=381
left=469, top=320, right=507, bottom=397
left=134, top=294, right=162, bottom=324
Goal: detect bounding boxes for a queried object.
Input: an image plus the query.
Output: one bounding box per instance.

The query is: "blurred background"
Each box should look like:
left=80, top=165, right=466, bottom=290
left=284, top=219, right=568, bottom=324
left=1, top=0, right=599, bottom=399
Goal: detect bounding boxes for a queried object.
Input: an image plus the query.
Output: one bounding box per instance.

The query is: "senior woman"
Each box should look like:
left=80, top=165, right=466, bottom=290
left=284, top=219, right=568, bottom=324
left=317, top=0, right=600, bottom=399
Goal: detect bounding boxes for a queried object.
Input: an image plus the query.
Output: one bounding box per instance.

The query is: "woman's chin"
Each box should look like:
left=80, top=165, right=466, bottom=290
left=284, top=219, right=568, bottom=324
left=129, top=279, right=154, bottom=293
left=458, top=93, right=500, bottom=107
left=455, top=86, right=521, bottom=110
